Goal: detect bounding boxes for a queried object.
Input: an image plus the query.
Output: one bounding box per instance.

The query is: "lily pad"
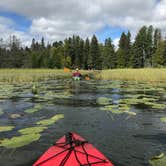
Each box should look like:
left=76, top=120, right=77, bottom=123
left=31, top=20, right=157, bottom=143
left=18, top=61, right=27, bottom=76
left=151, top=103, right=166, bottom=109
left=36, top=114, right=64, bottom=126
left=160, top=117, right=166, bottom=123
left=0, top=134, right=40, bottom=148
left=24, top=104, right=42, bottom=114
left=0, top=109, right=4, bottom=116
left=18, top=126, right=47, bottom=135
left=0, top=126, right=14, bottom=132
left=149, top=154, right=166, bottom=166
left=97, top=97, right=112, bottom=105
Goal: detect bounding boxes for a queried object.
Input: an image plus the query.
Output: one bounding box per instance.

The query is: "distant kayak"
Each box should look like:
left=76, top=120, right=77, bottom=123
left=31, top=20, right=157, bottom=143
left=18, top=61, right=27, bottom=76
left=33, top=132, right=114, bottom=166
left=73, top=76, right=81, bottom=81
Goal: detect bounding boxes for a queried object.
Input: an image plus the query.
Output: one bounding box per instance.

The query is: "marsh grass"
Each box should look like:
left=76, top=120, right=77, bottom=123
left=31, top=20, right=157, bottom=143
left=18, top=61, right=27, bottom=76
left=0, top=69, right=70, bottom=83
left=96, top=68, right=166, bottom=83
left=0, top=69, right=94, bottom=83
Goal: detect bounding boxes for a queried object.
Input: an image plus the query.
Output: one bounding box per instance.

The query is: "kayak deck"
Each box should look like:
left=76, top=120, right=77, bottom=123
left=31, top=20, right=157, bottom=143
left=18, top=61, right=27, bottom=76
left=33, top=132, right=114, bottom=166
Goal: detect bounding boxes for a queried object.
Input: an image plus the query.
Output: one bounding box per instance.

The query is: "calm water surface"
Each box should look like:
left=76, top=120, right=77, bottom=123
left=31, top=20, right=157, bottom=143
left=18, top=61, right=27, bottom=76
left=0, top=79, right=166, bottom=166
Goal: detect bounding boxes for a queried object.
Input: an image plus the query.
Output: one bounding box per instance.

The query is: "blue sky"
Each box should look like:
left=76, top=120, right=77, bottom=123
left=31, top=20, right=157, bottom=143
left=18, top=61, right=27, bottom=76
left=0, top=11, right=31, bottom=32
left=95, top=25, right=127, bottom=43
left=0, top=0, right=165, bottom=46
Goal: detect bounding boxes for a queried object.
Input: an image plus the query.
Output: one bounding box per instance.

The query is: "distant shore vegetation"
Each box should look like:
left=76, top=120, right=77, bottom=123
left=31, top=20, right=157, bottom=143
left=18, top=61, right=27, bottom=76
left=0, top=25, right=166, bottom=70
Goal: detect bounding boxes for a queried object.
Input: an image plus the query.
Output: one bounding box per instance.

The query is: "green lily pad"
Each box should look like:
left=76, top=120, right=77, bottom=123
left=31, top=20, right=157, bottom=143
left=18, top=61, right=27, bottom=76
left=160, top=117, right=166, bottom=123
left=97, top=97, right=112, bottom=105
left=36, top=114, right=64, bottom=126
left=151, top=103, right=166, bottom=109
left=0, top=109, right=4, bottom=116
left=0, top=126, right=15, bottom=132
left=149, top=154, right=166, bottom=166
left=0, top=134, right=41, bottom=148
left=18, top=126, right=47, bottom=135
left=101, top=104, right=136, bottom=115
left=24, top=104, right=42, bottom=114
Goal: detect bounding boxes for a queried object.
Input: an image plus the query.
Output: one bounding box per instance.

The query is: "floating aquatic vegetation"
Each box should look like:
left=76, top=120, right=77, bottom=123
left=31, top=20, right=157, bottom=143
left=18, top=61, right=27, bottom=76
left=119, top=95, right=165, bottom=110
left=10, top=114, right=22, bottom=119
left=0, top=126, right=14, bottom=132
left=101, top=104, right=136, bottom=115
left=97, top=97, right=112, bottom=105
left=0, top=134, right=41, bottom=148
left=150, top=103, right=166, bottom=109
left=160, top=117, right=166, bottom=123
left=0, top=84, right=14, bottom=99
left=18, top=126, right=47, bottom=135
left=149, top=153, right=166, bottom=166
left=43, top=90, right=72, bottom=100
left=0, top=108, right=4, bottom=116
left=97, top=81, right=121, bottom=89
left=24, top=104, right=42, bottom=114
left=36, top=114, right=64, bottom=126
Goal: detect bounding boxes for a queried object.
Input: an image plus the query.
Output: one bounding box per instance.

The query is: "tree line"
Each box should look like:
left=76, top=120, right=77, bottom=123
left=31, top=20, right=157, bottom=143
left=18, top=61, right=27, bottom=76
left=0, top=25, right=166, bottom=69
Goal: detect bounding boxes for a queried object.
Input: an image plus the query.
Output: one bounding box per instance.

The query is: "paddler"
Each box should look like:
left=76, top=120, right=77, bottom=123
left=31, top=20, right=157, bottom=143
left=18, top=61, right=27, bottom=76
left=72, top=68, right=82, bottom=80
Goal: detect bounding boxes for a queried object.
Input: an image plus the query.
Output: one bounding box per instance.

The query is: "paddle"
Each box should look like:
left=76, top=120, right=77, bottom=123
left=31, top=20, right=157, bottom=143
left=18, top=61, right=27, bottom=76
left=64, top=67, right=71, bottom=73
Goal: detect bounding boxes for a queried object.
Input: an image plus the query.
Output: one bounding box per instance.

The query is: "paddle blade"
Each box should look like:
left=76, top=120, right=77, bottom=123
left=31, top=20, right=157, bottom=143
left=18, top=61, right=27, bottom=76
left=85, top=76, right=90, bottom=80
left=64, top=67, right=70, bottom=72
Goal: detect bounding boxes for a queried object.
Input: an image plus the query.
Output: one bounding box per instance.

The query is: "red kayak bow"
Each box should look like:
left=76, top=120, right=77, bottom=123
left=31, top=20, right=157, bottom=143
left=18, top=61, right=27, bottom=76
left=33, top=132, right=114, bottom=166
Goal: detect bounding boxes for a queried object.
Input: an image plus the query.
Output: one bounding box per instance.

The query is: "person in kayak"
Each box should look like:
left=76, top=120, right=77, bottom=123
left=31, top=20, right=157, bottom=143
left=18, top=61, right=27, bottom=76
left=72, top=68, right=81, bottom=77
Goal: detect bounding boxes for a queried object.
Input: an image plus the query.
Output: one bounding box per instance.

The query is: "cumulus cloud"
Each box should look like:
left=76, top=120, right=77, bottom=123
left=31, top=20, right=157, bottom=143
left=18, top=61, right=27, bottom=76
left=0, top=0, right=166, bottom=45
left=0, top=16, right=32, bottom=46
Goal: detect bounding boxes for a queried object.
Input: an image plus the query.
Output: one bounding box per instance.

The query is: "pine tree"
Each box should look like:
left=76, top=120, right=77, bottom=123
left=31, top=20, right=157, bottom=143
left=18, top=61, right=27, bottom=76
left=152, top=40, right=165, bottom=67
left=84, top=38, right=90, bottom=69
left=102, top=38, right=116, bottom=69
left=90, top=35, right=101, bottom=69
left=116, top=32, right=127, bottom=68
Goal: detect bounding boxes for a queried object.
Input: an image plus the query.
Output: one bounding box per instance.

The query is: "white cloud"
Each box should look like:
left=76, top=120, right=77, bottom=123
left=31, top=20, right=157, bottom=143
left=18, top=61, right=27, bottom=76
left=0, top=16, right=32, bottom=47
left=0, top=0, right=166, bottom=45
left=112, top=38, right=120, bottom=50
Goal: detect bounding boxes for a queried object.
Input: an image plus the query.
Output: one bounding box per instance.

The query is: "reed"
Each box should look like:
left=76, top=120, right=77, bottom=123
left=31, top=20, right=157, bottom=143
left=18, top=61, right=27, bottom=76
left=0, top=69, right=70, bottom=83
left=95, top=68, right=166, bottom=83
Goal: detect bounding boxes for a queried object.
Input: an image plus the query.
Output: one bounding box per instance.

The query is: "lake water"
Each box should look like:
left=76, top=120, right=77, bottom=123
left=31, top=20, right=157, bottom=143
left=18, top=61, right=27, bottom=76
left=0, top=79, right=166, bottom=166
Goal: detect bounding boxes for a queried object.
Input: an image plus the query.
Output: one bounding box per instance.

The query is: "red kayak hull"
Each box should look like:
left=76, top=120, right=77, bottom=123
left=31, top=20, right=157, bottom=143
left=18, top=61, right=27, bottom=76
left=33, top=132, right=114, bottom=166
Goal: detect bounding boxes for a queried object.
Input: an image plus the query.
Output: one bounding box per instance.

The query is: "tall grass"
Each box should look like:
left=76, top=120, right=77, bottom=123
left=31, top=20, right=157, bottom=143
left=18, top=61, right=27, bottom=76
left=0, top=68, right=166, bottom=83
left=0, top=69, right=71, bottom=83
left=95, top=68, right=166, bottom=83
